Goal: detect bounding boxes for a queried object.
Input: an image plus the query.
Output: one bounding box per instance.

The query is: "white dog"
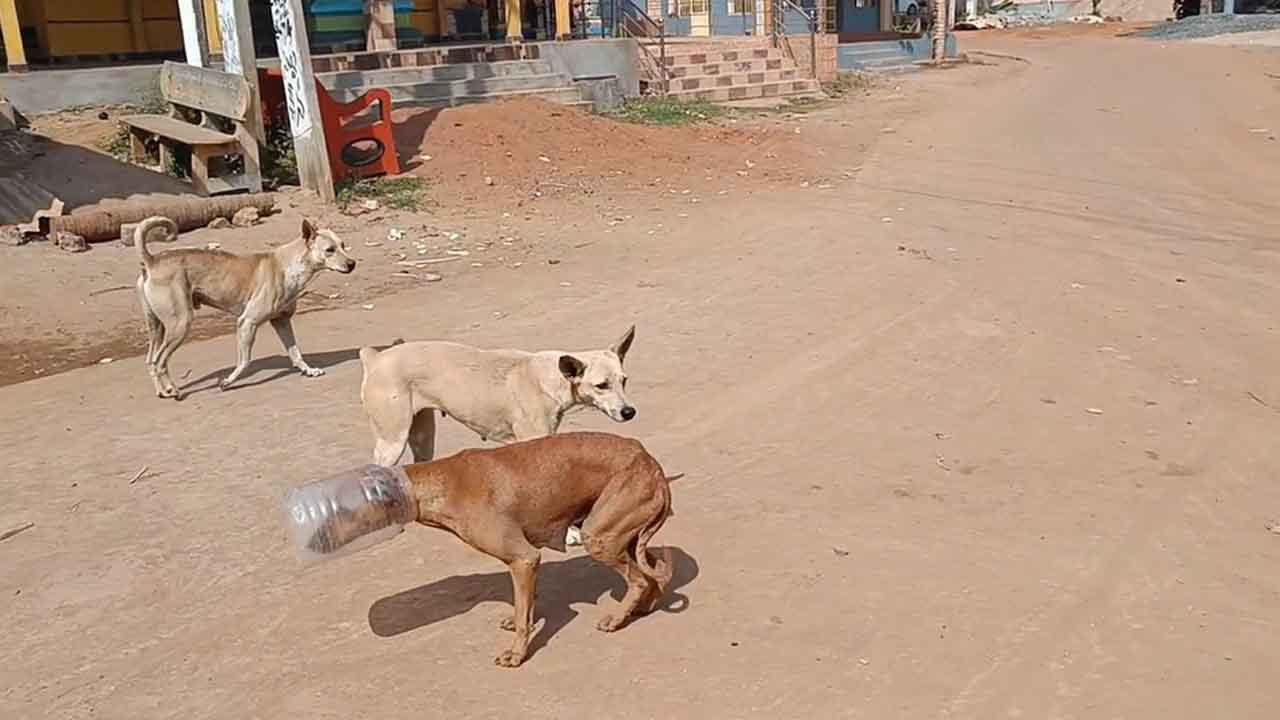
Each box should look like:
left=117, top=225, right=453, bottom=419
left=358, top=327, right=637, bottom=544
left=133, top=216, right=356, bottom=399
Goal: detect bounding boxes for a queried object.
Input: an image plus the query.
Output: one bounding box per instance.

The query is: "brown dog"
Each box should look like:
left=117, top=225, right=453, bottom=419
left=287, top=432, right=675, bottom=668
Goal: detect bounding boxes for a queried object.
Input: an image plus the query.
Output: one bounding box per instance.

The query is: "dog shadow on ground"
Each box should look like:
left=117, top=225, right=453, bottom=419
left=180, top=340, right=404, bottom=397
left=368, top=546, right=699, bottom=658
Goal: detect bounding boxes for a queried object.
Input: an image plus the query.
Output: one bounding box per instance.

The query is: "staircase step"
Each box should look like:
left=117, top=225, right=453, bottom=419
left=662, top=47, right=781, bottom=66
left=384, top=86, right=589, bottom=109
left=667, top=57, right=787, bottom=78
left=321, top=60, right=555, bottom=91
left=839, top=47, right=908, bottom=61
left=667, top=78, right=820, bottom=102
left=330, top=73, right=573, bottom=104
left=671, top=68, right=799, bottom=92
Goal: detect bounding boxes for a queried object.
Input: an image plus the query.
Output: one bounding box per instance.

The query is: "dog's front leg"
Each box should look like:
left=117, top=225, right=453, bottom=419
left=220, top=316, right=260, bottom=390
left=270, top=313, right=323, bottom=377
left=495, top=553, right=540, bottom=668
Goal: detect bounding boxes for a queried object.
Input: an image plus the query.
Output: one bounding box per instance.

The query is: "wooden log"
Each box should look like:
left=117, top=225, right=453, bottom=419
left=34, top=193, right=277, bottom=243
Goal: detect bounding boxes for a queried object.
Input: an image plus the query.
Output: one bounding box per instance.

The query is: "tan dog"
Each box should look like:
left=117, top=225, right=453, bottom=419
left=133, top=216, right=356, bottom=399
left=358, top=325, right=636, bottom=466
left=289, top=432, right=675, bottom=668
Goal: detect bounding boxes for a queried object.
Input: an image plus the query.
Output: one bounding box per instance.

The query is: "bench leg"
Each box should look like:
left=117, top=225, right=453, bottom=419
left=129, top=129, right=148, bottom=164
left=235, top=127, right=263, bottom=193
left=158, top=141, right=174, bottom=175
left=190, top=147, right=212, bottom=196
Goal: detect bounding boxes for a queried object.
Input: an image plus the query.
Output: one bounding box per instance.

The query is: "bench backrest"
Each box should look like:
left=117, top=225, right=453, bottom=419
left=159, top=61, right=251, bottom=122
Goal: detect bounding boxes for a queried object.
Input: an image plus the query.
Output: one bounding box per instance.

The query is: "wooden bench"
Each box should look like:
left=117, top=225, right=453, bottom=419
left=121, top=62, right=262, bottom=196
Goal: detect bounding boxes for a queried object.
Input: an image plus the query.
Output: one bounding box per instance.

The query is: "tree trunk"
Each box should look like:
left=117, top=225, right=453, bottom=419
left=1200, top=0, right=1213, bottom=14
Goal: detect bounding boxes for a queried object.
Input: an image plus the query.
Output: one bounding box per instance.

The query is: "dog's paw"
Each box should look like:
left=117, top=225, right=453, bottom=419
left=301, top=366, right=325, bottom=378
left=595, top=614, right=626, bottom=633
left=493, top=649, right=526, bottom=668
left=498, top=616, right=516, bottom=632
left=564, top=525, right=583, bottom=547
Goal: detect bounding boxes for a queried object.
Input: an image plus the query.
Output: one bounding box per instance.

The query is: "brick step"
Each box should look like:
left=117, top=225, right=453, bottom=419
left=667, top=78, right=821, bottom=102
left=661, top=48, right=783, bottom=66
left=667, top=56, right=788, bottom=78
left=312, top=43, right=541, bottom=73
left=330, top=74, right=574, bottom=105
left=640, top=37, right=773, bottom=52
left=321, top=60, right=554, bottom=91
left=343, top=83, right=585, bottom=109
left=671, top=68, right=799, bottom=92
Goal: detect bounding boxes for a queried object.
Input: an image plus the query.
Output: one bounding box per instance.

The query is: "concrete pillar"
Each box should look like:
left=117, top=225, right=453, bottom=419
left=366, top=0, right=398, bottom=51
left=1224, top=0, right=1235, bottom=14
left=555, top=0, right=571, bottom=38
left=176, top=0, right=208, bottom=66
left=0, top=0, right=27, bottom=72
left=128, top=0, right=149, bottom=52
left=506, top=0, right=523, bottom=40
left=435, top=0, right=449, bottom=38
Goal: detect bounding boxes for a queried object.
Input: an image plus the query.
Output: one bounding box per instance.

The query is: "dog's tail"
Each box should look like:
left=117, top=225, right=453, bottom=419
left=133, top=216, right=178, bottom=271
left=283, top=464, right=418, bottom=563
left=633, top=466, right=675, bottom=592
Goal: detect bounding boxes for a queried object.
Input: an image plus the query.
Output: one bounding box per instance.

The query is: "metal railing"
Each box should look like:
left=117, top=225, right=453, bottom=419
left=610, top=0, right=671, bottom=95
left=770, top=0, right=818, bottom=80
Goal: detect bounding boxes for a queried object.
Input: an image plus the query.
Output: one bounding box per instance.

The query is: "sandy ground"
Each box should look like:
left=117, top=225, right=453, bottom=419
left=1193, top=29, right=1280, bottom=47
left=1, top=96, right=858, bottom=386
left=4, top=28, right=1280, bottom=719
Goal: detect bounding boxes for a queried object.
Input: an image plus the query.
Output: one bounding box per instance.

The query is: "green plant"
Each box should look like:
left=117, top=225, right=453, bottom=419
left=830, top=71, right=875, bottom=96
left=336, top=176, right=428, bottom=212
left=609, top=97, right=725, bottom=126
left=262, top=122, right=299, bottom=189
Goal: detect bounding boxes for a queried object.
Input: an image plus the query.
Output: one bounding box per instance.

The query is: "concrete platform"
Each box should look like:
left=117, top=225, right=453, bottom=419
left=0, top=64, right=163, bottom=114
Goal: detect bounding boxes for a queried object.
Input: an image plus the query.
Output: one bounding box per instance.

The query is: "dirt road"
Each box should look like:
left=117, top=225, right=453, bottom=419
left=4, top=29, right=1280, bottom=719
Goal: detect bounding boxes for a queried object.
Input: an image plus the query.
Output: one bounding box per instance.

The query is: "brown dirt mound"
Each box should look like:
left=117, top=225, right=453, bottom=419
left=391, top=98, right=820, bottom=207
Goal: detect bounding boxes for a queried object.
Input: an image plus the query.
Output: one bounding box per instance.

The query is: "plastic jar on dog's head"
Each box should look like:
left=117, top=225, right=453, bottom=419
left=283, top=464, right=417, bottom=563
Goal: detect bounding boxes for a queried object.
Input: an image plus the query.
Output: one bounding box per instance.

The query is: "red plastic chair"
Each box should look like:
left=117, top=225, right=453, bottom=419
left=258, top=68, right=401, bottom=183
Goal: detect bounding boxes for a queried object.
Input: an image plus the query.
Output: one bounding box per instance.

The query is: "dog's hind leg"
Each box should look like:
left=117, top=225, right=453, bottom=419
left=406, top=409, right=437, bottom=463
left=137, top=280, right=167, bottom=397
left=582, top=532, right=654, bottom=633
left=581, top=467, right=669, bottom=632
left=367, top=391, right=414, bottom=466
left=149, top=285, right=192, bottom=399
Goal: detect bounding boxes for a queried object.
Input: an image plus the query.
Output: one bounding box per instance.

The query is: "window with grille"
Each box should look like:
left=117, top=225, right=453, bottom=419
left=676, top=0, right=709, bottom=15
left=729, top=0, right=755, bottom=13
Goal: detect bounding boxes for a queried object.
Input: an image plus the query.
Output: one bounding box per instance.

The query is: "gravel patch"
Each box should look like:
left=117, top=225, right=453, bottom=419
left=1139, top=13, right=1280, bottom=40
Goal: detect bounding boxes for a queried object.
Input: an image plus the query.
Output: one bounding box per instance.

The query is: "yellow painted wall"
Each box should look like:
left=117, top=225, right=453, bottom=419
left=202, top=0, right=221, bottom=54
left=18, top=0, right=182, bottom=58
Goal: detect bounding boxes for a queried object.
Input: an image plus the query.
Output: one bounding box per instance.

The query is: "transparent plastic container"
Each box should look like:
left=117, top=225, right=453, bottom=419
left=283, top=464, right=417, bottom=563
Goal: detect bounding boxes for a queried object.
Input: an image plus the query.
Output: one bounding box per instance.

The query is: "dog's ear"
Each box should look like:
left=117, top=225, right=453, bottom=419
left=559, top=354, right=586, bottom=381
left=301, top=218, right=316, bottom=245
left=611, top=324, right=636, bottom=363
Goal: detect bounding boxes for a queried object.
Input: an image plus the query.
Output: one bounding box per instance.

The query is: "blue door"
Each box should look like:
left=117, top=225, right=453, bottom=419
left=839, top=0, right=880, bottom=34
left=711, top=0, right=758, bottom=35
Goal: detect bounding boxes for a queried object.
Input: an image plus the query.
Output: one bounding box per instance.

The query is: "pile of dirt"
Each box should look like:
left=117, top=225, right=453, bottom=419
left=391, top=98, right=822, bottom=208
